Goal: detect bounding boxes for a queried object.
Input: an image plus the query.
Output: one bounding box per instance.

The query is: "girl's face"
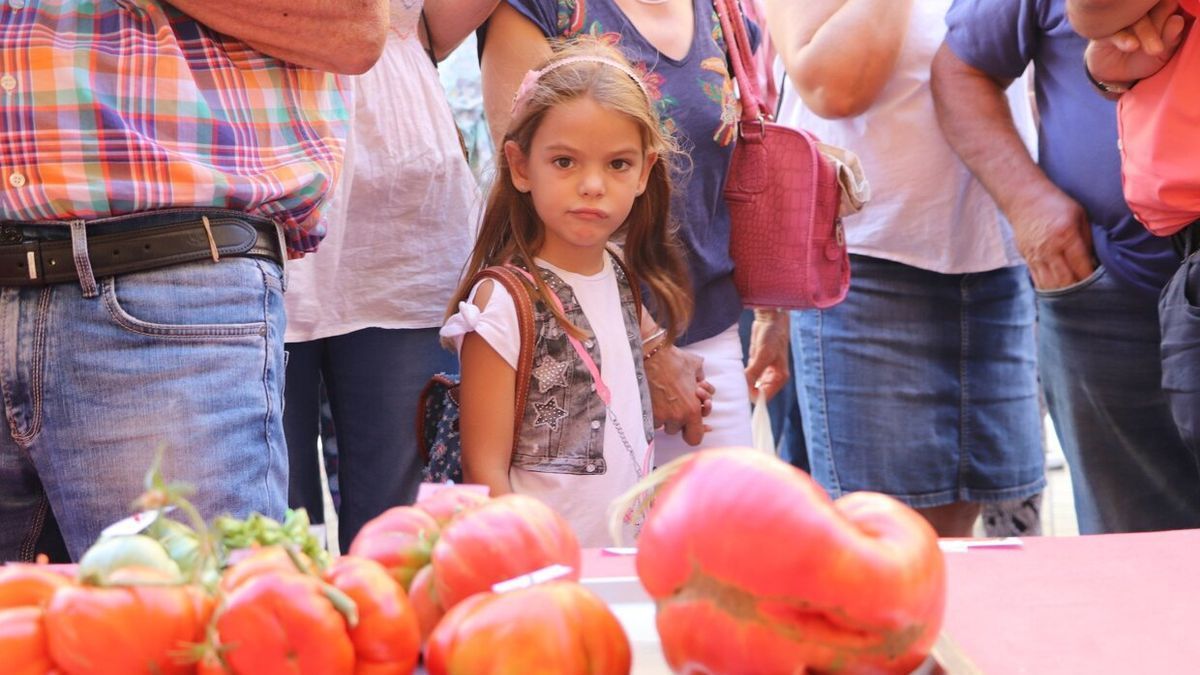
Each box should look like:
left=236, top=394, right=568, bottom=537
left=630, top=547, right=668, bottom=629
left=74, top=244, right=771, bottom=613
left=505, top=95, right=656, bottom=274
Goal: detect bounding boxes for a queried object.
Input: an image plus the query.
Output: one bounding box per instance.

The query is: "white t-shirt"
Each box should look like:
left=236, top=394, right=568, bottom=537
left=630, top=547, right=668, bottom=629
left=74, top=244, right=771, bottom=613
left=440, top=255, right=648, bottom=547
left=284, top=13, right=481, bottom=342
left=773, top=0, right=1037, bottom=274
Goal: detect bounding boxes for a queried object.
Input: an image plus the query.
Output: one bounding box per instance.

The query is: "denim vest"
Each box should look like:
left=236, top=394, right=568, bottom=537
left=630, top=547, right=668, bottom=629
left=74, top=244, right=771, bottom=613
left=512, top=257, right=654, bottom=475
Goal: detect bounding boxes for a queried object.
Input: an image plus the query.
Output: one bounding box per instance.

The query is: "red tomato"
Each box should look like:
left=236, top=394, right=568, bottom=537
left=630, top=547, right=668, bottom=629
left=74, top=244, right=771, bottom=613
left=348, top=507, right=440, bottom=591
left=431, top=494, right=581, bottom=610
left=425, top=581, right=630, bottom=675
left=214, top=572, right=355, bottom=675
left=44, top=569, right=207, bottom=675
left=0, top=565, right=72, bottom=610
left=0, top=606, right=57, bottom=675
left=325, top=556, right=420, bottom=675
left=635, top=448, right=946, bottom=674
left=405, top=564, right=443, bottom=644
left=414, top=487, right=489, bottom=528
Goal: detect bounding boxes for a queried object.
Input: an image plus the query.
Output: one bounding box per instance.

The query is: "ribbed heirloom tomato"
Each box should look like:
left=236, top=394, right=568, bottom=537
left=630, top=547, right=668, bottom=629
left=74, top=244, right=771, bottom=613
left=0, top=565, right=72, bottom=609
left=633, top=448, right=947, bottom=674
left=0, top=606, right=56, bottom=675
left=324, top=556, right=421, bottom=674
left=213, top=571, right=356, bottom=675
left=430, top=494, right=582, bottom=610
left=44, top=567, right=210, bottom=675
left=425, top=581, right=631, bottom=675
left=414, top=486, right=490, bottom=528
left=349, top=506, right=441, bottom=591
left=406, top=564, right=444, bottom=643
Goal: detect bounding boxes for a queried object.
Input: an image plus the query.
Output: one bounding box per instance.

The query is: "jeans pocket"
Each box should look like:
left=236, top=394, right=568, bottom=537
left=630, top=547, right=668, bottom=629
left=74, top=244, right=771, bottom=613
left=1158, top=254, right=1200, bottom=445
left=103, top=258, right=277, bottom=338
left=1034, top=265, right=1106, bottom=299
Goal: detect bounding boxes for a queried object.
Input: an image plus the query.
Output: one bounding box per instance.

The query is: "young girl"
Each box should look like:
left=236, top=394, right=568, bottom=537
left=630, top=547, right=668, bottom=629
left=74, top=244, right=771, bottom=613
left=440, top=39, right=695, bottom=546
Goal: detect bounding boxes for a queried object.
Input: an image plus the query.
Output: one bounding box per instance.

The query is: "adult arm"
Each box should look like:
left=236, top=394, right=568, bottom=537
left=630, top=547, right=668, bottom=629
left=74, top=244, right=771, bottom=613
left=764, top=0, right=914, bottom=118
left=931, top=43, right=1093, bottom=290
left=458, top=283, right=517, bottom=496
left=422, top=0, right=501, bottom=62
left=1080, top=0, right=1187, bottom=88
left=480, top=3, right=553, bottom=147
left=744, top=310, right=789, bottom=402
left=168, top=0, right=388, bottom=74
left=640, top=314, right=715, bottom=447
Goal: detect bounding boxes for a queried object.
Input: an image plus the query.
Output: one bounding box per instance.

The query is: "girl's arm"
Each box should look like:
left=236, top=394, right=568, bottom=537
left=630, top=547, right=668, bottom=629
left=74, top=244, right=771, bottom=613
left=480, top=3, right=554, bottom=148
left=458, top=283, right=518, bottom=496
left=420, top=0, right=501, bottom=62
left=765, top=0, right=914, bottom=119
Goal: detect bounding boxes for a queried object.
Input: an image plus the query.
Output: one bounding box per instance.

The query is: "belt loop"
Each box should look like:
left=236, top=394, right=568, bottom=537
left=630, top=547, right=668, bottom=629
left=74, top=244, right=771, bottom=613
left=69, top=220, right=98, bottom=298
left=273, top=222, right=288, bottom=292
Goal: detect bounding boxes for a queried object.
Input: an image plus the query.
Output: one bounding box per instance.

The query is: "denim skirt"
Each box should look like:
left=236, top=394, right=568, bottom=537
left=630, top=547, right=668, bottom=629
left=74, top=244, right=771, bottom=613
left=791, top=255, right=1046, bottom=507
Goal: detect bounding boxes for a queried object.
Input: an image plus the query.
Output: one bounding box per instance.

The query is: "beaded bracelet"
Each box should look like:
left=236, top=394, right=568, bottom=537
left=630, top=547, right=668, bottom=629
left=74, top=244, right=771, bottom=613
left=643, top=338, right=670, bottom=361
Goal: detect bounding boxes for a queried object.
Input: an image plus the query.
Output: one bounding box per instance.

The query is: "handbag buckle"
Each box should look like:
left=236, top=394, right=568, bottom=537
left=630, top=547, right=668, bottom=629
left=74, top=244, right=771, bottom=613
left=739, top=113, right=768, bottom=141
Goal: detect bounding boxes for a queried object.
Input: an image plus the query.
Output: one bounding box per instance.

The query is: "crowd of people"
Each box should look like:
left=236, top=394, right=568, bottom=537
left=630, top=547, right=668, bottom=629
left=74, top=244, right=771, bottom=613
left=2, top=0, right=1198, bottom=561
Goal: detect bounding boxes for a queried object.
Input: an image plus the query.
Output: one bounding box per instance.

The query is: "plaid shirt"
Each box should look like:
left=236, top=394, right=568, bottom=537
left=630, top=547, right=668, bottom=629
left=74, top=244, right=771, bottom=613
left=0, top=1, right=350, bottom=255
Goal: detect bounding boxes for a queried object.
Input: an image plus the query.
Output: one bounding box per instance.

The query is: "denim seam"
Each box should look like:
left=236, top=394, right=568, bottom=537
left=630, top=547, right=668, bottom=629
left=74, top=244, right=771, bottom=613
left=256, top=259, right=279, bottom=508
left=812, top=310, right=842, bottom=496
left=102, top=275, right=267, bottom=339
left=956, top=276, right=971, bottom=504
left=17, top=492, right=49, bottom=563
left=8, top=287, right=50, bottom=446
left=0, top=289, right=14, bottom=438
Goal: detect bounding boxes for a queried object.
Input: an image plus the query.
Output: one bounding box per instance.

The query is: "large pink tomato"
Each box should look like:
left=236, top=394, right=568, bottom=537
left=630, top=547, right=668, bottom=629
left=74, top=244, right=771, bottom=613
left=636, top=448, right=946, bottom=674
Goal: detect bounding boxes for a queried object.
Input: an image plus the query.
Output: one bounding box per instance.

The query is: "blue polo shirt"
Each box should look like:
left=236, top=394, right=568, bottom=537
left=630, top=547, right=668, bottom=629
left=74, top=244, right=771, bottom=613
left=945, top=0, right=1178, bottom=295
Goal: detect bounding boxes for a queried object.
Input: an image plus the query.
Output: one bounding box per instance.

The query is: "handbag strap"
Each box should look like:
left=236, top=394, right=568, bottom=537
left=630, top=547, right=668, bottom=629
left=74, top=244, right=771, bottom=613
left=471, top=265, right=538, bottom=451
left=713, top=0, right=770, bottom=122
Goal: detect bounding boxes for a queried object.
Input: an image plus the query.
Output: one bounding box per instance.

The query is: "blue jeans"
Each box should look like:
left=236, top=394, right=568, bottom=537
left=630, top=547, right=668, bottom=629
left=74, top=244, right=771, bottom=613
left=284, top=327, right=455, bottom=553
left=0, top=221, right=286, bottom=561
left=1041, top=265, right=1200, bottom=533
left=792, top=256, right=1045, bottom=506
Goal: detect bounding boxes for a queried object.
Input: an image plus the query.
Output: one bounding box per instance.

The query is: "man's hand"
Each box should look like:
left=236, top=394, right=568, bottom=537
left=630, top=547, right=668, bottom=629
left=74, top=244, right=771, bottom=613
left=744, top=310, right=790, bottom=402
left=643, top=345, right=714, bottom=446
left=1084, top=0, right=1187, bottom=85
left=1008, top=188, right=1096, bottom=290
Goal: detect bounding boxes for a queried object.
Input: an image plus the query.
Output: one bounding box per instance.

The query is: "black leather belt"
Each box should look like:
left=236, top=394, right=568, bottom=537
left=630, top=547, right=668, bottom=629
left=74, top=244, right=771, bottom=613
left=0, top=214, right=283, bottom=287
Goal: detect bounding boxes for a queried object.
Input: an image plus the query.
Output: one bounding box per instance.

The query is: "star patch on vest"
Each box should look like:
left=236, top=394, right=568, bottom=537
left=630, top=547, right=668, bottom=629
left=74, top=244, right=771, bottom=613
left=533, top=398, right=569, bottom=430
left=533, top=356, right=570, bottom=393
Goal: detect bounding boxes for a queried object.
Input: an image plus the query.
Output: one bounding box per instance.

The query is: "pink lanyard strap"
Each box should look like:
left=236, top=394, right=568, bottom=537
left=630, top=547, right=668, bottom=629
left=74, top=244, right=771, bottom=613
left=508, top=263, right=654, bottom=476
left=508, top=265, right=610, bottom=402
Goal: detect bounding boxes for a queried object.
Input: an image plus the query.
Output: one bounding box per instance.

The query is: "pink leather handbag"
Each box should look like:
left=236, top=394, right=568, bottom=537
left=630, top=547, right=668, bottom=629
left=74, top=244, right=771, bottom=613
left=713, top=0, right=849, bottom=310
left=1117, top=3, right=1200, bottom=236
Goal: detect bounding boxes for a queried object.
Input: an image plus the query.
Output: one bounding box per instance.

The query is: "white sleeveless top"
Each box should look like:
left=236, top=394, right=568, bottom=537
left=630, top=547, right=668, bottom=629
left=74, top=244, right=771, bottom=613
left=774, top=0, right=1037, bottom=274
left=285, top=1, right=481, bottom=341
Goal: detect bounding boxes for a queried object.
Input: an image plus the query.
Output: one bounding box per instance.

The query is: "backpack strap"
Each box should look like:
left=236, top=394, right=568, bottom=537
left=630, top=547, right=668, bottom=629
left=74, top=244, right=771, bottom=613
left=470, top=265, right=537, bottom=451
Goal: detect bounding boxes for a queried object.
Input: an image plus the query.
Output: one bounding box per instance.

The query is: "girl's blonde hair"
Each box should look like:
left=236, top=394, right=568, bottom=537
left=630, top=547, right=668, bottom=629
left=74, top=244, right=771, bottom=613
left=448, top=37, right=693, bottom=342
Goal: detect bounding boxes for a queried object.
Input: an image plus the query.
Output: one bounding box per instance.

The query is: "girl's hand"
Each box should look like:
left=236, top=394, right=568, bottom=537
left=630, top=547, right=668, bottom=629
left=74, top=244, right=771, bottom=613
left=1084, top=0, right=1187, bottom=86
left=745, top=309, right=791, bottom=402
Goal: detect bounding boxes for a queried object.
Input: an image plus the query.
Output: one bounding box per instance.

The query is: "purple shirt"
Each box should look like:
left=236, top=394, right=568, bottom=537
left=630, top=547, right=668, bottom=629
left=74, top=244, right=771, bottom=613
left=945, top=0, right=1177, bottom=294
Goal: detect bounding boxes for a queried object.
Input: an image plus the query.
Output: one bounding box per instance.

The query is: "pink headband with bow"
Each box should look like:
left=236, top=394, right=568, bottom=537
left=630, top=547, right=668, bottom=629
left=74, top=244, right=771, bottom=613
left=510, top=55, right=652, bottom=114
